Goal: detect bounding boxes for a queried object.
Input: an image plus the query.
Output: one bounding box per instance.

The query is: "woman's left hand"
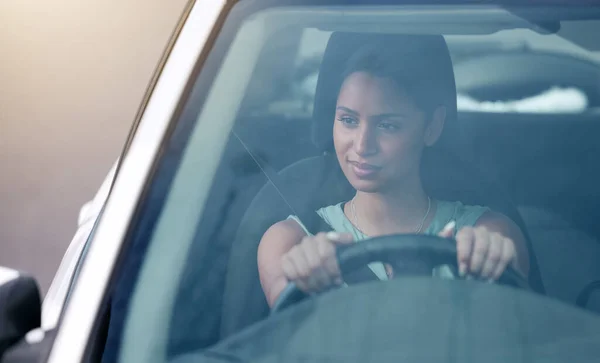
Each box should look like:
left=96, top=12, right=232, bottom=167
left=438, top=221, right=517, bottom=281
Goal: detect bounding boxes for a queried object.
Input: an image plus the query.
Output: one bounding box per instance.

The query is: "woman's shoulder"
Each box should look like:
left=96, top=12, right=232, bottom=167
left=261, top=218, right=307, bottom=244
left=286, top=202, right=355, bottom=236
left=435, top=200, right=490, bottom=230
left=316, top=202, right=345, bottom=220
left=258, top=218, right=307, bottom=261
left=286, top=202, right=344, bottom=226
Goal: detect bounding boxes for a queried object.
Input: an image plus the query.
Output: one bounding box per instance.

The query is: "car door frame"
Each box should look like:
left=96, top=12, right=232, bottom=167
left=42, top=1, right=229, bottom=362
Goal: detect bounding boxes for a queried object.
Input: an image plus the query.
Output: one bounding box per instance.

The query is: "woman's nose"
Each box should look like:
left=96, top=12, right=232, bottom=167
left=354, top=124, right=377, bottom=156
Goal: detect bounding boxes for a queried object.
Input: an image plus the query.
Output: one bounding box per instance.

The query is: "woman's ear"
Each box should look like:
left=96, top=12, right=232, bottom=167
left=424, top=106, right=446, bottom=146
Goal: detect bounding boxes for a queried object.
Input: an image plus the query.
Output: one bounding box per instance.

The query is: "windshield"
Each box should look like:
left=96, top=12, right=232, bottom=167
left=113, top=2, right=600, bottom=362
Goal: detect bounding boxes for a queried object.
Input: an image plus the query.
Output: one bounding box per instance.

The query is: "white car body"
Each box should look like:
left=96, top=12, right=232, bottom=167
left=37, top=1, right=227, bottom=362
left=41, top=159, right=117, bottom=333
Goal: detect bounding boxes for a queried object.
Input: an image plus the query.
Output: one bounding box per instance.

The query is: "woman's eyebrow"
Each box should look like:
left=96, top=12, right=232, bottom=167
left=371, top=113, right=407, bottom=120
left=336, top=106, right=359, bottom=116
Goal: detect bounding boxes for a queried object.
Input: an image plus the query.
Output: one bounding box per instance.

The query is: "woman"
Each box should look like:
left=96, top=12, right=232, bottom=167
left=257, top=43, right=530, bottom=307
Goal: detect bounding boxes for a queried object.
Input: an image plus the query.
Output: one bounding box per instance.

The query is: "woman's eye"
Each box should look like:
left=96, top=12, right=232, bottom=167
left=378, top=122, right=400, bottom=132
left=337, top=116, right=358, bottom=126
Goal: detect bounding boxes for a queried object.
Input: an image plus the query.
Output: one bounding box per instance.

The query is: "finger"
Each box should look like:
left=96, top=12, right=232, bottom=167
left=306, top=267, right=331, bottom=291
left=316, top=236, right=342, bottom=285
left=437, top=220, right=456, bottom=238
left=326, top=231, right=354, bottom=245
left=468, top=227, right=491, bottom=275
left=281, top=254, right=298, bottom=281
left=287, top=245, right=311, bottom=281
left=491, top=238, right=516, bottom=280
left=384, top=264, right=394, bottom=279
left=295, top=279, right=311, bottom=293
left=281, top=254, right=309, bottom=292
left=455, top=227, right=475, bottom=276
left=479, top=233, right=503, bottom=279
left=301, top=237, right=332, bottom=290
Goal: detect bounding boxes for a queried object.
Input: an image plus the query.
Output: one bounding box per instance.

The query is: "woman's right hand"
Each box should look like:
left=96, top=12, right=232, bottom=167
left=281, top=231, right=354, bottom=294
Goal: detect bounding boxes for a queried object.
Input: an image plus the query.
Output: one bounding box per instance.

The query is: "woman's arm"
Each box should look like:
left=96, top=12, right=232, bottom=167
left=257, top=219, right=306, bottom=307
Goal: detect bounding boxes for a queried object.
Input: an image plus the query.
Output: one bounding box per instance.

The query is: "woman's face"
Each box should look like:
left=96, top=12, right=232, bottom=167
left=333, top=71, right=444, bottom=193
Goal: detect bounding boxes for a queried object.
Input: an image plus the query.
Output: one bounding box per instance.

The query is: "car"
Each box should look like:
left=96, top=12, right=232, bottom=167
left=2, top=1, right=600, bottom=362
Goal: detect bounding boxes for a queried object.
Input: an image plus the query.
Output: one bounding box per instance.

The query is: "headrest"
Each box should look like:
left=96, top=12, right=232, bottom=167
left=312, top=32, right=457, bottom=153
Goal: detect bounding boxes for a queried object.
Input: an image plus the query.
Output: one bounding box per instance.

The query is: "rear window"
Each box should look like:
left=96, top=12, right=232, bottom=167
left=263, top=27, right=600, bottom=116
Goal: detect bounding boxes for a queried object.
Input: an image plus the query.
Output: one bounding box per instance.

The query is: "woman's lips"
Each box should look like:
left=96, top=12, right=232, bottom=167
left=349, top=161, right=381, bottom=178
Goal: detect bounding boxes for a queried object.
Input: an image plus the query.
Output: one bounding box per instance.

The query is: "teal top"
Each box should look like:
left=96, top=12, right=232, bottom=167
left=288, top=200, right=489, bottom=281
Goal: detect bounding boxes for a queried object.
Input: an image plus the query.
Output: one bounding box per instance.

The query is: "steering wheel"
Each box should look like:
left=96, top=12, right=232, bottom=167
left=271, top=234, right=530, bottom=313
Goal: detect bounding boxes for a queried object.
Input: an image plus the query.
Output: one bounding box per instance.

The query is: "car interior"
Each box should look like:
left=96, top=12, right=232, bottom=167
left=161, top=24, right=600, bottom=356
left=96, top=9, right=600, bottom=363
left=223, top=30, right=549, bottom=333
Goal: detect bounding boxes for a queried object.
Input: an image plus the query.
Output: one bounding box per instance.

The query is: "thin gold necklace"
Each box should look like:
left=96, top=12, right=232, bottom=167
left=351, top=196, right=432, bottom=236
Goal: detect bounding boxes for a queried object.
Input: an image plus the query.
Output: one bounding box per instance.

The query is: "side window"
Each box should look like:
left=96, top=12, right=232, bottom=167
left=245, top=28, right=331, bottom=119
left=266, top=29, right=331, bottom=117
left=448, top=29, right=600, bottom=114
left=235, top=28, right=331, bottom=172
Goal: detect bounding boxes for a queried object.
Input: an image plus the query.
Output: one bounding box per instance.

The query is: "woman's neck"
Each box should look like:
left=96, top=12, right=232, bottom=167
left=349, top=178, right=433, bottom=236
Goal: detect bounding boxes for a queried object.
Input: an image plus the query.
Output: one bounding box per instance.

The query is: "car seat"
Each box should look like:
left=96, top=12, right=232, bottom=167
left=220, top=32, right=545, bottom=339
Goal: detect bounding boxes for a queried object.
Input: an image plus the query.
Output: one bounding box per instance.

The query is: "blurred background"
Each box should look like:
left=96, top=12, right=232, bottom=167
left=0, top=0, right=187, bottom=293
